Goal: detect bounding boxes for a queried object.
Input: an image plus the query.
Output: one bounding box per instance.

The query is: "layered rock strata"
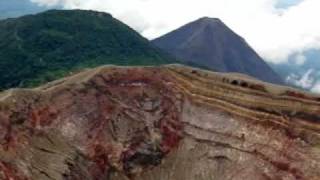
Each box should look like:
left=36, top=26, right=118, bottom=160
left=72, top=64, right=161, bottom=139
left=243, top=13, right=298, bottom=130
left=0, top=65, right=319, bottom=180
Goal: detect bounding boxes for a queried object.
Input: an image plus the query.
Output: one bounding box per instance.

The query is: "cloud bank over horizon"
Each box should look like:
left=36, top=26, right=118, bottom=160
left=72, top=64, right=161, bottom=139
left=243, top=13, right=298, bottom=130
left=30, top=0, right=320, bottom=65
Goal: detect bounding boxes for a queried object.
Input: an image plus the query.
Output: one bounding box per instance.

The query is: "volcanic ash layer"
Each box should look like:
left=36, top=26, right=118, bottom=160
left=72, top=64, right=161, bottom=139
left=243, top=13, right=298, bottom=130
left=0, top=65, right=320, bottom=180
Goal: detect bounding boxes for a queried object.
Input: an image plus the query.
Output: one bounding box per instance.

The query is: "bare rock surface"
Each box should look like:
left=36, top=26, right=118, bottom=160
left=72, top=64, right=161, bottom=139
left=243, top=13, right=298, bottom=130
left=0, top=65, right=320, bottom=180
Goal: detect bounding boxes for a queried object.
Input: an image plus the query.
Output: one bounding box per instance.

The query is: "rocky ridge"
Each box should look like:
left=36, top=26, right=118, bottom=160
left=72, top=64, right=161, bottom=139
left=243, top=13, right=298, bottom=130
left=0, top=65, right=319, bottom=180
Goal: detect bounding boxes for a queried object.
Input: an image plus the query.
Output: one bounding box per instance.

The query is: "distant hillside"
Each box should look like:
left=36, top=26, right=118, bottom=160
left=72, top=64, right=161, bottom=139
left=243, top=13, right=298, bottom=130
left=0, top=9, right=174, bottom=90
left=153, top=17, right=283, bottom=84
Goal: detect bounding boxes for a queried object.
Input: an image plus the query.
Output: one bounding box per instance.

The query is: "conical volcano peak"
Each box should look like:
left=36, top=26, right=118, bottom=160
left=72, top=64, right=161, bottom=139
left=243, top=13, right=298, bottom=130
left=189, top=17, right=227, bottom=30
left=152, top=17, right=284, bottom=85
left=197, top=17, right=223, bottom=24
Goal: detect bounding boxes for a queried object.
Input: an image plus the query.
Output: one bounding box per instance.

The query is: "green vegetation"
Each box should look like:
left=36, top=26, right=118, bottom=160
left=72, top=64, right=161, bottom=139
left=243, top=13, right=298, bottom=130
left=0, top=10, right=175, bottom=90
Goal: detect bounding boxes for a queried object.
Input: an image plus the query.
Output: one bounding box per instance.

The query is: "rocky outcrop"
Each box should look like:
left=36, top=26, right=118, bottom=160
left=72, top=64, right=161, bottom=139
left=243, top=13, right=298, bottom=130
left=0, top=65, right=319, bottom=180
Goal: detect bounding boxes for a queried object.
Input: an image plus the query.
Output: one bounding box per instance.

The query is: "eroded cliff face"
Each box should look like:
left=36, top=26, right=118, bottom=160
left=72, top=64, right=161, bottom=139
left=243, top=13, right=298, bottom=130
left=0, top=65, right=320, bottom=180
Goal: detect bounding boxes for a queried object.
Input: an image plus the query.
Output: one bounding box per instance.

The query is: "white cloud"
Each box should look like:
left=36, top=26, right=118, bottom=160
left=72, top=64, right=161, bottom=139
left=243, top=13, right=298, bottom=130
left=311, top=82, right=320, bottom=93
left=30, top=0, right=320, bottom=64
left=286, top=69, right=320, bottom=93
left=293, top=53, right=306, bottom=65
left=286, top=69, right=315, bottom=89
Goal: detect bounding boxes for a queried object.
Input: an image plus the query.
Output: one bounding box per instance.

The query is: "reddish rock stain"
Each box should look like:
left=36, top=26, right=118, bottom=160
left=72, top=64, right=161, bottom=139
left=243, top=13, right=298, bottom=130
left=0, top=162, right=28, bottom=180
left=30, top=106, right=58, bottom=128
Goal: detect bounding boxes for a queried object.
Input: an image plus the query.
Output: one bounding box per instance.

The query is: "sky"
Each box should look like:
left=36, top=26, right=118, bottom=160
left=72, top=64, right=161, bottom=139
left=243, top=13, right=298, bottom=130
left=0, top=0, right=44, bottom=19
left=26, top=0, right=320, bottom=65
left=1, top=0, right=319, bottom=64
left=1, top=0, right=320, bottom=91
left=0, top=0, right=59, bottom=19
